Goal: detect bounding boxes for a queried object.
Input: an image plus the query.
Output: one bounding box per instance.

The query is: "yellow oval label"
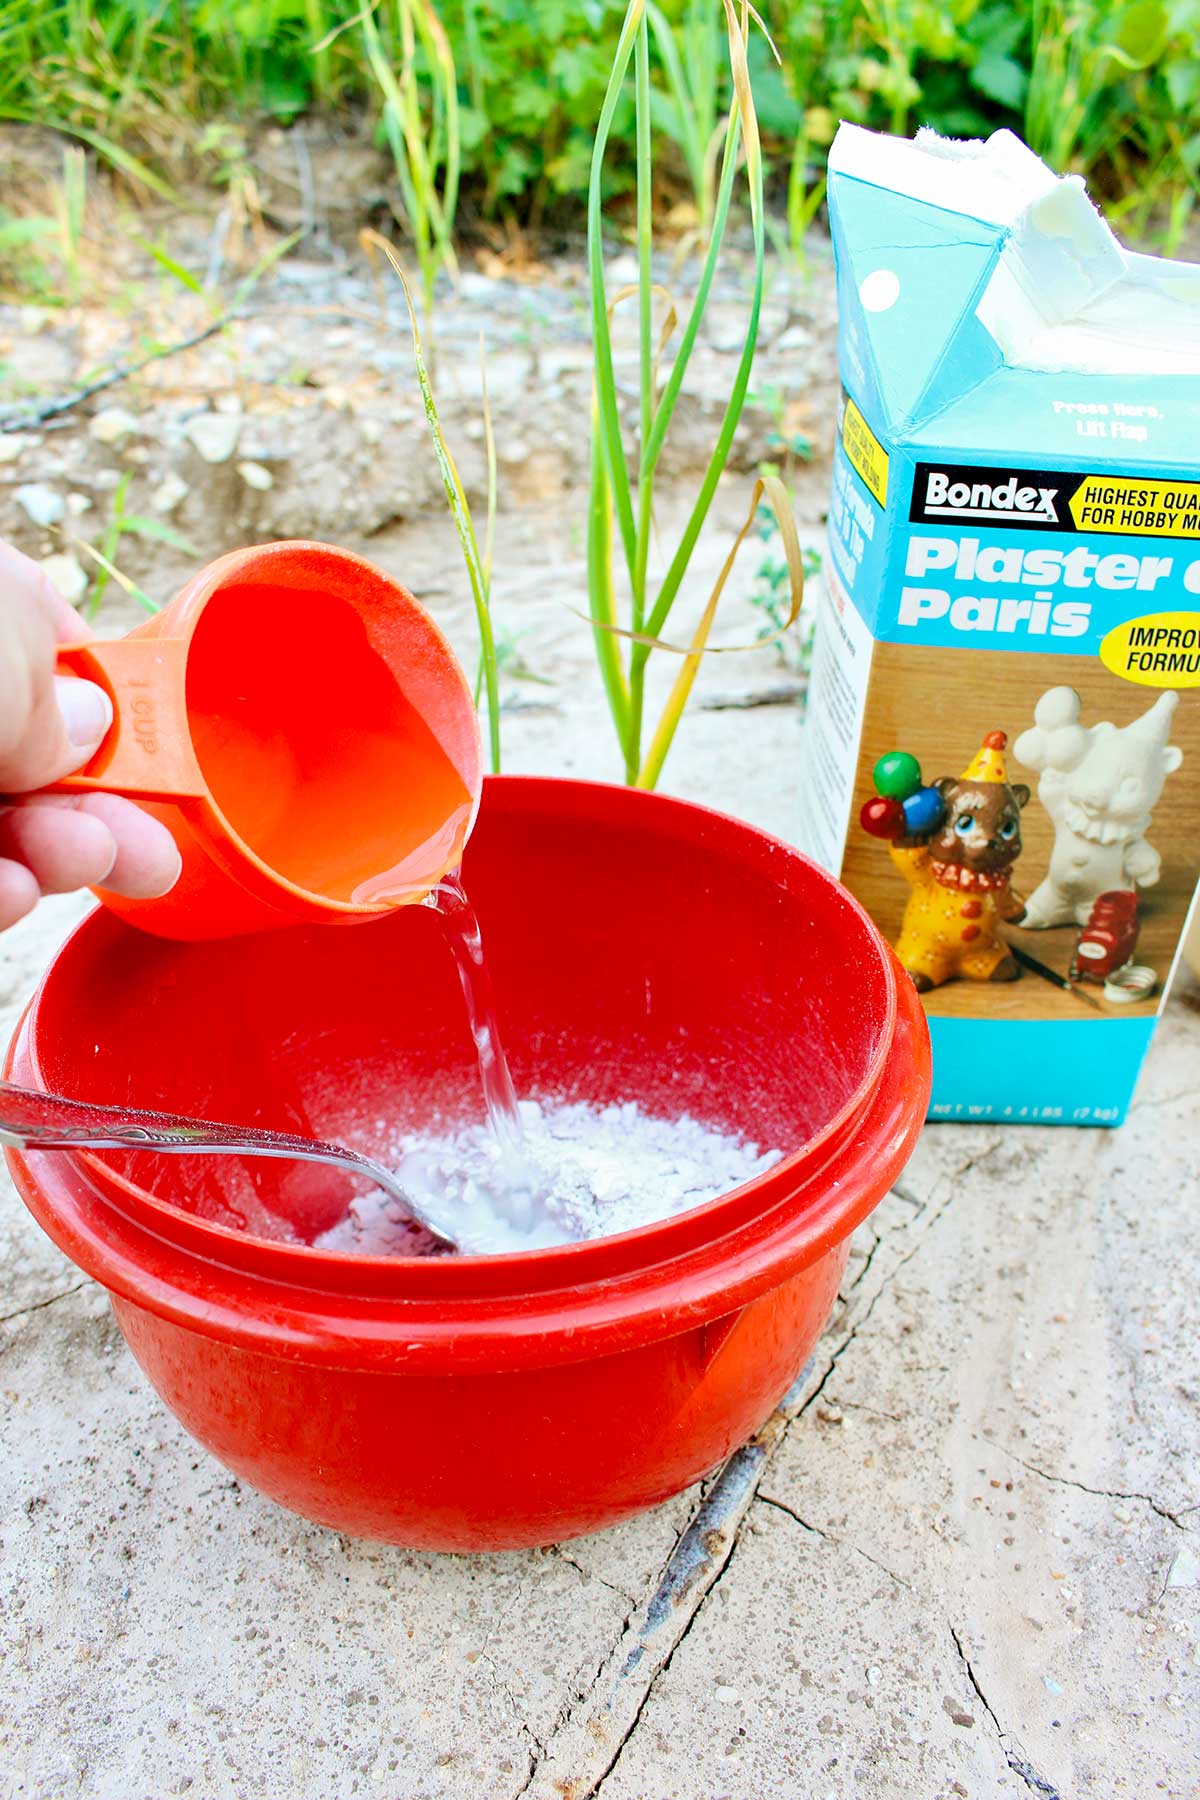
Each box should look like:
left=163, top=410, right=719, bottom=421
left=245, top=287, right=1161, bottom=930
left=1099, top=611, right=1200, bottom=687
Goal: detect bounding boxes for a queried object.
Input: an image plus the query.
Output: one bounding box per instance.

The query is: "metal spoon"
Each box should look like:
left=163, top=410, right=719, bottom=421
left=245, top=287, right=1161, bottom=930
left=0, top=1078, right=455, bottom=1251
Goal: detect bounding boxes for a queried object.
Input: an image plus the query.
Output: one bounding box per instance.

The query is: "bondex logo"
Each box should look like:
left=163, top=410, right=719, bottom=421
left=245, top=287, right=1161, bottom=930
left=911, top=463, right=1073, bottom=533
left=926, top=470, right=1057, bottom=519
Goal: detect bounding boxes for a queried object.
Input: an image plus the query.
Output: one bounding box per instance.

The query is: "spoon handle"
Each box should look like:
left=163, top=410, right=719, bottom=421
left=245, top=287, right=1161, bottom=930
left=0, top=1080, right=452, bottom=1249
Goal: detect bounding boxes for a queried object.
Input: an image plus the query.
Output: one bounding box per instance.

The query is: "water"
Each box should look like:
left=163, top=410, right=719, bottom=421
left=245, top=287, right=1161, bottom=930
left=316, top=870, right=785, bottom=1255
left=319, top=1099, right=782, bottom=1256
left=423, top=871, right=522, bottom=1144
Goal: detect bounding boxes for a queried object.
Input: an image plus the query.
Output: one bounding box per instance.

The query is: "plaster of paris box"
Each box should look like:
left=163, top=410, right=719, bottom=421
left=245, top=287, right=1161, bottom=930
left=796, top=124, right=1200, bottom=1125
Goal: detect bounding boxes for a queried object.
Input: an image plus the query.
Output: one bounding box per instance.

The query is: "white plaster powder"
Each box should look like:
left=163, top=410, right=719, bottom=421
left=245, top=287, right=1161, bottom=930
left=316, top=1098, right=782, bottom=1256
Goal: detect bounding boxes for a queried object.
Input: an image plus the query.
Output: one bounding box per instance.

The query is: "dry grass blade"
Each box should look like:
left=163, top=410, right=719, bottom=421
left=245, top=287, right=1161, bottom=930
left=636, top=474, right=803, bottom=788
left=479, top=332, right=497, bottom=590
left=607, top=281, right=678, bottom=366
left=721, top=0, right=762, bottom=209
left=310, top=1, right=380, bottom=53
left=581, top=480, right=803, bottom=656
left=69, top=535, right=159, bottom=614
left=359, top=226, right=501, bottom=772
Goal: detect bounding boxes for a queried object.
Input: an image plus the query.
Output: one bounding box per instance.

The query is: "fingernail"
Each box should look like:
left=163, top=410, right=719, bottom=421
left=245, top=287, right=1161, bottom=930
left=55, top=676, right=114, bottom=749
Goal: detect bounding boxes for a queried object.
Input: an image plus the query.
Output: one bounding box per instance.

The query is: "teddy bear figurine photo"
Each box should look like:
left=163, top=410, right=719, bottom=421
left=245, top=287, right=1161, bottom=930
left=860, top=731, right=1030, bottom=992
left=1013, top=688, right=1183, bottom=930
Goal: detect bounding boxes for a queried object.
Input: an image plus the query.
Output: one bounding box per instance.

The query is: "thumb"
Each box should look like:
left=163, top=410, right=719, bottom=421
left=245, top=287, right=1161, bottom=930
left=0, top=675, right=113, bottom=793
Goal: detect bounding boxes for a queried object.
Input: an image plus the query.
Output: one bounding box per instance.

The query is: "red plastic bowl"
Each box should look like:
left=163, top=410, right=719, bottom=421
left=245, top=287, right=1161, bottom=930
left=6, top=777, right=929, bottom=1550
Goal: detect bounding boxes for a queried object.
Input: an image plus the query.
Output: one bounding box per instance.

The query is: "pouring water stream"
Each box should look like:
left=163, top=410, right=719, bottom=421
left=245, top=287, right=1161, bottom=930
left=423, top=872, right=522, bottom=1145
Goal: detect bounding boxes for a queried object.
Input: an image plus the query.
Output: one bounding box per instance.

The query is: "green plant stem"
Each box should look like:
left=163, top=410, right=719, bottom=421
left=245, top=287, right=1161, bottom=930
left=587, top=404, right=632, bottom=753
left=366, top=234, right=501, bottom=770
left=586, top=0, right=643, bottom=587
left=641, top=116, right=739, bottom=474
left=646, top=0, right=706, bottom=232
left=360, top=0, right=459, bottom=314
left=628, top=11, right=655, bottom=781
left=635, top=123, right=762, bottom=655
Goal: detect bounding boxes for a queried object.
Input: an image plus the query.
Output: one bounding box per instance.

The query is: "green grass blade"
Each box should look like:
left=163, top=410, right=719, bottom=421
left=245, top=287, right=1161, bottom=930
left=121, top=515, right=200, bottom=555
left=640, top=111, right=739, bottom=476
left=228, top=228, right=304, bottom=310
left=361, top=230, right=501, bottom=772
left=638, top=0, right=764, bottom=653
left=646, top=2, right=704, bottom=221
left=586, top=389, right=632, bottom=758
left=0, top=110, right=179, bottom=201
left=587, top=0, right=644, bottom=583
left=133, top=235, right=205, bottom=298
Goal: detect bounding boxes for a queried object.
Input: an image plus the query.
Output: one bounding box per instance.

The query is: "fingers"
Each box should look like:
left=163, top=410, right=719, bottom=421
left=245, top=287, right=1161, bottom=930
left=0, top=858, right=39, bottom=931
left=0, top=544, right=110, bottom=792
left=74, top=794, right=182, bottom=898
left=0, top=541, right=92, bottom=644
left=0, top=794, right=181, bottom=909
left=0, top=547, right=180, bottom=929
left=0, top=667, right=114, bottom=793
left=0, top=802, right=117, bottom=894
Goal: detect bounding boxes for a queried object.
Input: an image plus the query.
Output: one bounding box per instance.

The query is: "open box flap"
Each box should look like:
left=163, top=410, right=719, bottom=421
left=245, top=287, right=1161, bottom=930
left=828, top=123, right=1200, bottom=467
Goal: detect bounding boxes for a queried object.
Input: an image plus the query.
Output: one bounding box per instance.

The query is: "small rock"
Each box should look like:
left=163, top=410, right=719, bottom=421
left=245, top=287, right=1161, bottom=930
left=1166, top=1544, right=1200, bottom=1589
left=816, top=1403, right=844, bottom=1426
left=88, top=406, right=139, bottom=446
left=361, top=418, right=385, bottom=446
left=237, top=460, right=274, bottom=492
left=66, top=492, right=92, bottom=516
left=713, top=1684, right=739, bottom=1703
left=185, top=412, right=241, bottom=464
left=539, top=346, right=593, bottom=384
left=458, top=269, right=506, bottom=303
left=152, top=473, right=190, bottom=514
left=40, top=553, right=87, bottom=604
left=15, top=483, right=65, bottom=528
left=773, top=324, right=814, bottom=353
left=866, top=1665, right=882, bottom=1687
left=214, top=393, right=243, bottom=416
left=0, top=434, right=31, bottom=465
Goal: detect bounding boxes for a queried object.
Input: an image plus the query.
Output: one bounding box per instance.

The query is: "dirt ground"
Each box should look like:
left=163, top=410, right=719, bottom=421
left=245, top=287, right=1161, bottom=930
left=1, top=154, right=1198, bottom=1800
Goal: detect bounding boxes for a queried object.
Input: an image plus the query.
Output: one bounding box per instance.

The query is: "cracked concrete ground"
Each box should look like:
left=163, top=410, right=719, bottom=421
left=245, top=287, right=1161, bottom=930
left=2, top=607, right=1198, bottom=1798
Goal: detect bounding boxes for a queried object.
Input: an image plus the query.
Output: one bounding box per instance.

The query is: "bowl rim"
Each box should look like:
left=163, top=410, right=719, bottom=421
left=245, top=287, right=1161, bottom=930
left=6, top=967, right=927, bottom=1371
left=9, top=776, right=927, bottom=1361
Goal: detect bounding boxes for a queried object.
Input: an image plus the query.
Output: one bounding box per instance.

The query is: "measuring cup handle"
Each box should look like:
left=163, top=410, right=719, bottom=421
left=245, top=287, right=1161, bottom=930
left=52, top=637, right=205, bottom=802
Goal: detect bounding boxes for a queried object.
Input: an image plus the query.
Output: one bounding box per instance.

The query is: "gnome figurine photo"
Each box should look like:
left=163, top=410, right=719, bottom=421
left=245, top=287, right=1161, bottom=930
left=1013, top=688, right=1183, bottom=930
left=860, top=731, right=1030, bottom=992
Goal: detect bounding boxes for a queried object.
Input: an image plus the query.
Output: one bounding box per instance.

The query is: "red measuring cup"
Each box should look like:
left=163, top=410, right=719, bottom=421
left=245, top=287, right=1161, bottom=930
left=51, top=540, right=482, bottom=940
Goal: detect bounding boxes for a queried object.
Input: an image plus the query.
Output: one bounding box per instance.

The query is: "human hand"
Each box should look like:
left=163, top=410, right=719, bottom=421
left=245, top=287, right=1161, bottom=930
left=0, top=542, right=181, bottom=930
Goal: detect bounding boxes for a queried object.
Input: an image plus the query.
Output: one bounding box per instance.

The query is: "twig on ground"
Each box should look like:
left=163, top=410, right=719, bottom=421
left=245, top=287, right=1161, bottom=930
left=0, top=315, right=237, bottom=434
left=700, top=681, right=805, bottom=710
